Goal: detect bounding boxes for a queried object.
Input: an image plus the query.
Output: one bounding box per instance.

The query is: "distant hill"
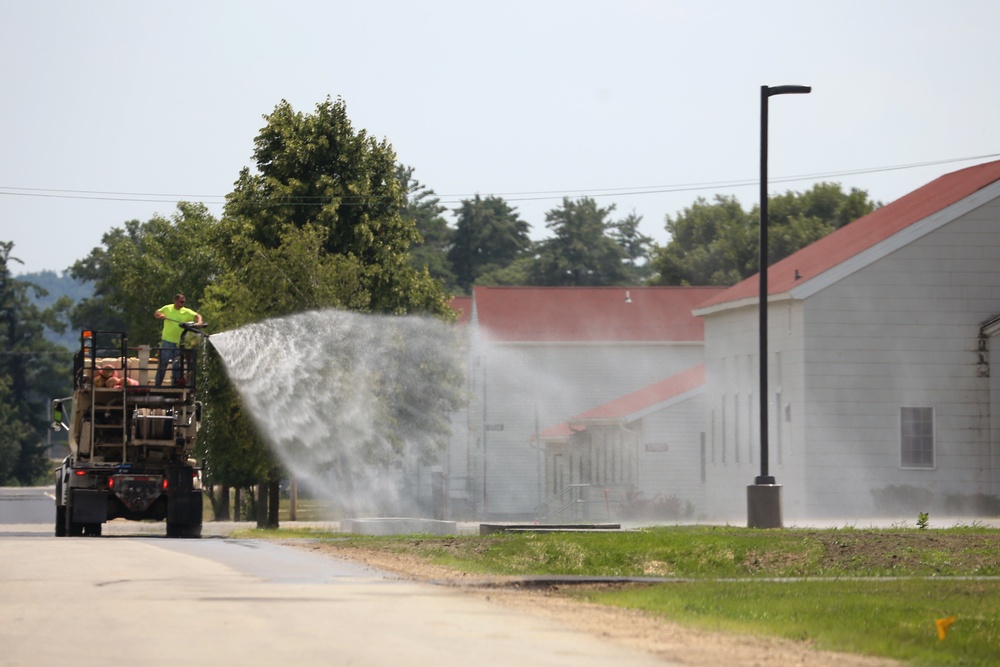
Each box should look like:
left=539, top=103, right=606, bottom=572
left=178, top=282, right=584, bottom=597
left=17, top=270, right=93, bottom=349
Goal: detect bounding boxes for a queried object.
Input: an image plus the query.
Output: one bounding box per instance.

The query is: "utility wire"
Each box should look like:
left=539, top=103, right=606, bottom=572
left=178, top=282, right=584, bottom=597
left=1, top=153, right=997, bottom=207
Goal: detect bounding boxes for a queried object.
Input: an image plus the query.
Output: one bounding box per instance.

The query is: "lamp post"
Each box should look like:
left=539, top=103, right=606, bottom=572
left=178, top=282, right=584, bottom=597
left=748, top=84, right=811, bottom=529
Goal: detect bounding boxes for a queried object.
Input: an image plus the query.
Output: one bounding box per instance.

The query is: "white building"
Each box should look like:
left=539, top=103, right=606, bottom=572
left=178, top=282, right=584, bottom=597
left=460, top=286, right=723, bottom=520
left=694, top=159, right=1000, bottom=520
left=538, top=364, right=706, bottom=521
left=428, top=160, right=1000, bottom=523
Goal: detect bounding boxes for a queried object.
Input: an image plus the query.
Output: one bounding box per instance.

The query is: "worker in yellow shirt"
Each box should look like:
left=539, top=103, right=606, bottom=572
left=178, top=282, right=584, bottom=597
left=153, top=293, right=203, bottom=386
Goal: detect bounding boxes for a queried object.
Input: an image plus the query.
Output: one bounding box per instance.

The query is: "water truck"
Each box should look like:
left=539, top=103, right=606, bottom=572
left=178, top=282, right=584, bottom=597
left=52, top=326, right=208, bottom=537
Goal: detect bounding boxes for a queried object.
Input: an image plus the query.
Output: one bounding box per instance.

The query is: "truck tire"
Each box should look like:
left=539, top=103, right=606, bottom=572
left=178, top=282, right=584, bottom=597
left=166, top=521, right=202, bottom=539
left=66, top=515, right=84, bottom=537
left=55, top=478, right=66, bottom=537
left=65, top=491, right=84, bottom=537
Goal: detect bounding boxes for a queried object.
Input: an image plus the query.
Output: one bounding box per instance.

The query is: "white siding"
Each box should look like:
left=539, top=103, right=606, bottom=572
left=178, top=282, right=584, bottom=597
left=637, top=394, right=707, bottom=513
left=702, top=302, right=807, bottom=521
left=476, top=341, right=704, bottom=518
left=702, top=197, right=1000, bottom=520
left=800, top=202, right=1000, bottom=516
left=990, top=328, right=1000, bottom=499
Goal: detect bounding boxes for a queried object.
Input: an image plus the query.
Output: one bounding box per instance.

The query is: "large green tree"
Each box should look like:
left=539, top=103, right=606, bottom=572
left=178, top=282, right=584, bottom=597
left=610, top=211, right=655, bottom=283
left=447, top=195, right=532, bottom=293
left=222, top=97, right=445, bottom=316
left=68, top=202, right=219, bottom=343
left=0, top=242, right=73, bottom=485
left=528, top=197, right=630, bottom=286
left=766, top=182, right=877, bottom=261
left=398, top=165, right=456, bottom=291
left=205, top=97, right=458, bottom=525
left=651, top=182, right=878, bottom=286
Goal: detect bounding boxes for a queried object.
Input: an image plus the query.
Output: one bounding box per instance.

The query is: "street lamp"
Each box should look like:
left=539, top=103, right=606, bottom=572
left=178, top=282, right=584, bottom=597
left=748, top=84, right=811, bottom=529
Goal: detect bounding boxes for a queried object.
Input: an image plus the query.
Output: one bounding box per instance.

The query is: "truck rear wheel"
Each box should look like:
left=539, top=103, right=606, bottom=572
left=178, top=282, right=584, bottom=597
left=64, top=494, right=84, bottom=537
left=166, top=522, right=202, bottom=538
left=66, top=514, right=84, bottom=537
left=55, top=478, right=66, bottom=537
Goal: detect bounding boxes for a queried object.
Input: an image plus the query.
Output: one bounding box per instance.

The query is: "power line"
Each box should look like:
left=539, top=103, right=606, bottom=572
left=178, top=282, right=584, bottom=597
left=439, top=153, right=1000, bottom=202
left=1, top=152, right=997, bottom=207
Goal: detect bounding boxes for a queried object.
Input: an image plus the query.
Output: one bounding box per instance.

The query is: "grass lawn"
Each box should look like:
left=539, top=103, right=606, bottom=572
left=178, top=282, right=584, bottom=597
left=247, top=524, right=1000, bottom=666
left=583, top=578, right=998, bottom=666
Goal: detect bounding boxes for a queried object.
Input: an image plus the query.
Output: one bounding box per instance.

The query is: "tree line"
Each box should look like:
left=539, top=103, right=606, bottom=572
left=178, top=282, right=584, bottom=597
left=1, top=96, right=877, bottom=514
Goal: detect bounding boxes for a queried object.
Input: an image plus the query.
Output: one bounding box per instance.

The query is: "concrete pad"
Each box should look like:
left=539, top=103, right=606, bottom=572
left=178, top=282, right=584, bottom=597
left=342, top=517, right=458, bottom=535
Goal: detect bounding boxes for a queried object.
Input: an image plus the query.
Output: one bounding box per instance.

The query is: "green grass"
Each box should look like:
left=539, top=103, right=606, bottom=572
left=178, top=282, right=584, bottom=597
left=583, top=579, right=999, bottom=667
left=338, top=525, right=1000, bottom=579
left=245, top=524, right=1000, bottom=666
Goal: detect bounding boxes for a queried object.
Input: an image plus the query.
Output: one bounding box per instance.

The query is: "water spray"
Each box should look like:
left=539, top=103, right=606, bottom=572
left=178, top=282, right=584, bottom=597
left=208, top=309, right=464, bottom=518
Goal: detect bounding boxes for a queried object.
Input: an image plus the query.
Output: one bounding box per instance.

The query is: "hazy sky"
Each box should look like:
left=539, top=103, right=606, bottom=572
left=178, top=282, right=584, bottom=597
left=3, top=0, right=998, bottom=276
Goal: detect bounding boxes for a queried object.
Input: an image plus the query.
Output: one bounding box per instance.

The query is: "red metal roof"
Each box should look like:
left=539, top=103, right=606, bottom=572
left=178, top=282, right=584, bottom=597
left=697, top=159, right=1000, bottom=310
left=539, top=364, right=705, bottom=438
left=574, top=363, right=704, bottom=421
left=473, top=286, right=725, bottom=342
left=449, top=295, right=472, bottom=325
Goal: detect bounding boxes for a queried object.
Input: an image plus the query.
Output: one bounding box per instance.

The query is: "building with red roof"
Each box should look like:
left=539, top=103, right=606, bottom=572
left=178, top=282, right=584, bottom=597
left=461, top=286, right=723, bottom=520
left=693, top=159, right=1000, bottom=520
left=448, top=295, right=472, bottom=325
left=430, top=161, right=1000, bottom=523
left=536, top=364, right=706, bottom=520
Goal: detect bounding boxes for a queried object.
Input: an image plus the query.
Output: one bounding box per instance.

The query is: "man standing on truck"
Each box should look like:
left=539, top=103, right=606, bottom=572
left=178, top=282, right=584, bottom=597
left=154, top=293, right=203, bottom=386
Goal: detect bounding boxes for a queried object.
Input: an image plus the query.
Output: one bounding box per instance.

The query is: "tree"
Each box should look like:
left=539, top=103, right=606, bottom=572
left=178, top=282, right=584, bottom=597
left=68, top=202, right=219, bottom=343
left=650, top=183, right=879, bottom=286
left=609, top=211, right=654, bottom=283
left=0, top=375, right=34, bottom=485
left=651, top=194, right=755, bottom=286
left=206, top=97, right=458, bottom=526
left=447, top=195, right=532, bottom=293
left=223, top=97, right=446, bottom=317
left=528, top=197, right=630, bottom=286
left=0, top=242, right=73, bottom=485
left=475, top=254, right=536, bottom=286
left=766, top=182, right=877, bottom=261
left=18, top=271, right=93, bottom=349
left=397, top=165, right=456, bottom=291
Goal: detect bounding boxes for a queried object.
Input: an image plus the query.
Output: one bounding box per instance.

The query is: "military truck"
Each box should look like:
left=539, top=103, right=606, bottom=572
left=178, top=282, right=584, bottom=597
left=53, top=327, right=207, bottom=538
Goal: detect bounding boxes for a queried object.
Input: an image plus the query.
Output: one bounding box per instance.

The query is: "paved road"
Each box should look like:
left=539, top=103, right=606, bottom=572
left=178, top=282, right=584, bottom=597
left=0, top=486, right=53, bottom=527
left=1, top=488, right=674, bottom=667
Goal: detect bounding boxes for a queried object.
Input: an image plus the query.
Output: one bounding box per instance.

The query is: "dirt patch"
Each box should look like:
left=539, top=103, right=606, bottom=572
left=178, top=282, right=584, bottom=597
left=290, top=540, right=902, bottom=667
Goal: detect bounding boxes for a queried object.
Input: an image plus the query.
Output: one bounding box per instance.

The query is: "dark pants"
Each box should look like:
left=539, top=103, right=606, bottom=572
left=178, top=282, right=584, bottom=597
left=155, top=341, right=180, bottom=386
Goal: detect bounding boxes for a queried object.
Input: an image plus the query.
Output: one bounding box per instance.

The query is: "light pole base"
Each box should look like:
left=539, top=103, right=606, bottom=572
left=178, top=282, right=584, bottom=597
left=747, top=484, right=783, bottom=528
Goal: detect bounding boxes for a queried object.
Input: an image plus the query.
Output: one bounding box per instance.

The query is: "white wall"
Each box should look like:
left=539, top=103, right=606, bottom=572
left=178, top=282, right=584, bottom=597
left=475, top=341, right=704, bottom=518
left=701, top=302, right=807, bottom=521
left=800, top=201, right=1000, bottom=516
left=637, top=393, right=707, bottom=514
left=702, top=196, right=1000, bottom=520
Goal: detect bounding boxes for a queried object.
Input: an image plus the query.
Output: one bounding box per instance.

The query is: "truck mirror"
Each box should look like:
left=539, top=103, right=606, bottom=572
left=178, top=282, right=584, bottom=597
left=51, top=400, right=68, bottom=431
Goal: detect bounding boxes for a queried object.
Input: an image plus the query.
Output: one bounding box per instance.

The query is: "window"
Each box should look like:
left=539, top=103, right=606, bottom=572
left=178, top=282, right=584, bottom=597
left=733, top=393, right=740, bottom=463
left=775, top=391, right=782, bottom=465
left=710, top=409, right=716, bottom=463
left=721, top=395, right=727, bottom=463
left=699, top=433, right=706, bottom=483
left=901, top=407, right=934, bottom=468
